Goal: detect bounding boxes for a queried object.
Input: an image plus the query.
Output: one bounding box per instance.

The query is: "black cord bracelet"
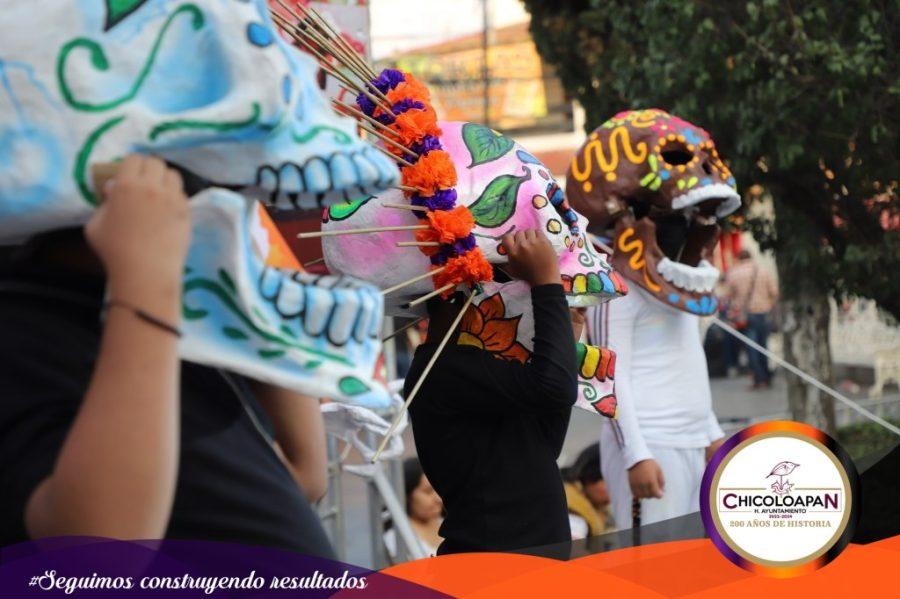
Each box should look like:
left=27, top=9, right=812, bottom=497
left=104, top=300, right=182, bottom=338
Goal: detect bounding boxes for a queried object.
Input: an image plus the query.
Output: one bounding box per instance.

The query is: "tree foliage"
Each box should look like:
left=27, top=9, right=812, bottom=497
left=523, top=0, right=899, bottom=316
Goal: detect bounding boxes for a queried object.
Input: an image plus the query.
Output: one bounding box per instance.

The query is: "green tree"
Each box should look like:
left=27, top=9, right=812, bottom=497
left=523, top=0, right=899, bottom=432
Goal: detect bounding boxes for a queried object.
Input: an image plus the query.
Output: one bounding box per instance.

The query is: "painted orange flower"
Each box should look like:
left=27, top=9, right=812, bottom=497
left=458, top=293, right=531, bottom=363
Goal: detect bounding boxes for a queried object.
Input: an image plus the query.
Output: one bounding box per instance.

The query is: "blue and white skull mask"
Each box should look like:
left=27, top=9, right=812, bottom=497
left=0, top=0, right=399, bottom=407
left=0, top=0, right=399, bottom=241
left=183, top=189, right=388, bottom=408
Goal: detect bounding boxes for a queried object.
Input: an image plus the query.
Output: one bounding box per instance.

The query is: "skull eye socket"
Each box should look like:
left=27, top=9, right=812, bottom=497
left=660, top=143, right=694, bottom=166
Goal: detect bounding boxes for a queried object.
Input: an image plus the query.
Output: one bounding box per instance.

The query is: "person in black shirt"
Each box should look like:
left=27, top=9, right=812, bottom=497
left=407, top=230, right=580, bottom=556
left=0, top=155, right=333, bottom=557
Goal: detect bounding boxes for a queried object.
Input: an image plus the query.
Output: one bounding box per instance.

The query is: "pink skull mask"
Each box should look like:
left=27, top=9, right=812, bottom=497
left=321, top=121, right=627, bottom=312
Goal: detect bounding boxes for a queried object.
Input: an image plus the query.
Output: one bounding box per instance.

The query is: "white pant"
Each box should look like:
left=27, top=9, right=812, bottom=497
left=599, top=421, right=705, bottom=529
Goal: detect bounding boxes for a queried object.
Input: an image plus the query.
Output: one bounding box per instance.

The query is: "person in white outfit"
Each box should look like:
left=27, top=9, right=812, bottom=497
left=565, top=109, right=741, bottom=530
left=588, top=286, right=724, bottom=528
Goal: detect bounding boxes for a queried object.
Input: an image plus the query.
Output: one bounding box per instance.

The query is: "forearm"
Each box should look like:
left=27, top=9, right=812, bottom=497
left=26, top=283, right=182, bottom=539
left=529, top=284, right=577, bottom=406
left=253, top=384, right=327, bottom=503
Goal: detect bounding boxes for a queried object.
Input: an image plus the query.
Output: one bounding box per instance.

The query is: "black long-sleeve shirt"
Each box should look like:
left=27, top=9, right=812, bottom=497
left=406, top=284, right=577, bottom=555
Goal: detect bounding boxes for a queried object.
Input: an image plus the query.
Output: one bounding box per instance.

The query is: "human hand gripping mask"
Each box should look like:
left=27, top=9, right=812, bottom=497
left=566, top=109, right=741, bottom=315
left=321, top=112, right=627, bottom=418
left=0, top=1, right=402, bottom=407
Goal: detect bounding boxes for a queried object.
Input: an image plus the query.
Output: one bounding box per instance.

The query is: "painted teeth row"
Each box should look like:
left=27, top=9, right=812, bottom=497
left=258, top=267, right=383, bottom=346
left=256, top=146, right=398, bottom=208
left=562, top=270, right=627, bottom=295
left=657, top=259, right=718, bottom=292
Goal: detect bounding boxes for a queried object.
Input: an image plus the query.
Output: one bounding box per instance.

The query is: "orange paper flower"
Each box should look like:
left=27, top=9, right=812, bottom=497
left=426, top=206, right=474, bottom=243
left=433, top=250, right=493, bottom=296
left=385, top=73, right=432, bottom=105
left=401, top=149, right=457, bottom=194
left=458, top=293, right=531, bottom=363
left=391, top=104, right=440, bottom=146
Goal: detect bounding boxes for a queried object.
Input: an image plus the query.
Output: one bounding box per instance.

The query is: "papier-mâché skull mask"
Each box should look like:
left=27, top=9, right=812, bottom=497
left=321, top=121, right=624, bottom=417
left=0, top=1, right=400, bottom=408
left=566, top=109, right=740, bottom=315
left=0, top=0, right=398, bottom=241
left=322, top=121, right=627, bottom=312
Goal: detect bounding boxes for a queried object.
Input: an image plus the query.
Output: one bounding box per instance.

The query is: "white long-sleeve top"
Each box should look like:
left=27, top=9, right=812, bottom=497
left=589, top=286, right=724, bottom=468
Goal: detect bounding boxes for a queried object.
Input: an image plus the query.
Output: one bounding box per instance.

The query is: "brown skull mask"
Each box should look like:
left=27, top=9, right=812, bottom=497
left=566, top=109, right=740, bottom=315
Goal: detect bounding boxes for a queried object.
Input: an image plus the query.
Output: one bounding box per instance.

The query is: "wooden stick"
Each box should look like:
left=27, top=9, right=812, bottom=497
left=273, top=14, right=392, bottom=114
left=395, top=184, right=421, bottom=193
left=302, top=257, right=325, bottom=268
left=381, top=316, right=424, bottom=342
left=297, top=224, right=427, bottom=239
left=382, top=202, right=427, bottom=212
left=396, top=241, right=439, bottom=247
left=405, top=283, right=456, bottom=308
left=304, top=3, right=379, bottom=79
left=360, top=125, right=418, bottom=159
left=381, top=266, right=447, bottom=296
left=372, top=290, right=476, bottom=462
left=373, top=144, right=415, bottom=168
left=332, top=99, right=399, bottom=138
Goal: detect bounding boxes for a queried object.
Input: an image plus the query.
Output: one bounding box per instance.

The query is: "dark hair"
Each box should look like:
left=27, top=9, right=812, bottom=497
left=737, top=249, right=752, bottom=261
left=403, top=457, right=425, bottom=515
left=561, top=443, right=603, bottom=486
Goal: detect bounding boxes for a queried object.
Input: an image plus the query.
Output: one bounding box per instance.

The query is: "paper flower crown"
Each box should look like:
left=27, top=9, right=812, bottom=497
left=355, top=69, right=493, bottom=298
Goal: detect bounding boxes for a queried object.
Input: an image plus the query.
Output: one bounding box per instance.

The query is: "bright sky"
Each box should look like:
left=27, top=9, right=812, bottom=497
left=369, top=0, right=530, bottom=59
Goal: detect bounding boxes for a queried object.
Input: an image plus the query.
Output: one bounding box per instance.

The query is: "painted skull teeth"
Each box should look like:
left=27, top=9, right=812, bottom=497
left=657, top=258, right=719, bottom=293
left=671, top=183, right=741, bottom=219
left=255, top=146, right=398, bottom=209
left=258, top=267, right=382, bottom=346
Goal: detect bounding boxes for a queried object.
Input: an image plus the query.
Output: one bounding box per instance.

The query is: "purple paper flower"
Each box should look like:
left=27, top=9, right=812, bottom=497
left=372, top=68, right=405, bottom=93
left=411, top=188, right=457, bottom=211
left=355, top=92, right=376, bottom=116
left=391, top=98, right=425, bottom=116
left=411, top=135, right=442, bottom=157
left=429, top=234, right=477, bottom=266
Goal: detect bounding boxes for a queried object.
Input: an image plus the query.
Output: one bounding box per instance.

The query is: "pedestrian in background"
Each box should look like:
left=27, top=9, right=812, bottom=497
left=722, top=250, right=779, bottom=389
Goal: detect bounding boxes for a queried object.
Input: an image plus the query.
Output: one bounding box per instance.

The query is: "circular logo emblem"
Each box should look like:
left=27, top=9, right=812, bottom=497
left=701, top=421, right=859, bottom=577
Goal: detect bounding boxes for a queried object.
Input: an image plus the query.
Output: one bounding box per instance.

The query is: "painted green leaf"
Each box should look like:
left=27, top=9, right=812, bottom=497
left=280, top=324, right=297, bottom=339
left=339, top=376, right=371, bottom=396
left=305, top=360, right=322, bottom=370
left=218, top=269, right=236, bottom=295
left=462, top=123, right=515, bottom=167
left=468, top=174, right=525, bottom=228
left=328, top=196, right=372, bottom=221
left=259, top=348, right=286, bottom=359
left=223, top=326, right=249, bottom=340
left=104, top=0, right=149, bottom=31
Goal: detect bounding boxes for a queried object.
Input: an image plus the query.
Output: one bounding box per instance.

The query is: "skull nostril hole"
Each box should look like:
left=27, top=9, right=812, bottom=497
left=702, top=162, right=713, bottom=175
left=661, top=148, right=694, bottom=166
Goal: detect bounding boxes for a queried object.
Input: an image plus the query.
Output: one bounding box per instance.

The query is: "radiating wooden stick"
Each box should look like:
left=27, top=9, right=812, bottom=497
left=302, top=257, right=325, bottom=268
left=381, top=266, right=447, bottom=296
left=274, top=0, right=373, bottom=82
left=395, top=184, right=422, bottom=193
left=332, top=99, right=400, bottom=138
left=372, top=290, right=476, bottom=462
left=405, top=283, right=456, bottom=308
left=381, top=316, right=424, bottom=342
left=396, top=241, right=439, bottom=247
left=360, top=125, right=419, bottom=159
left=373, top=144, right=415, bottom=168
left=382, top=202, right=427, bottom=212
left=273, top=13, right=392, bottom=114
left=303, top=3, right=379, bottom=79
left=297, top=224, right=427, bottom=239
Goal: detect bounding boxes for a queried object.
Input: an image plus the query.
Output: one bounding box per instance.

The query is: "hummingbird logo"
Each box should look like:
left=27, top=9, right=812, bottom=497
left=767, top=461, right=799, bottom=494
